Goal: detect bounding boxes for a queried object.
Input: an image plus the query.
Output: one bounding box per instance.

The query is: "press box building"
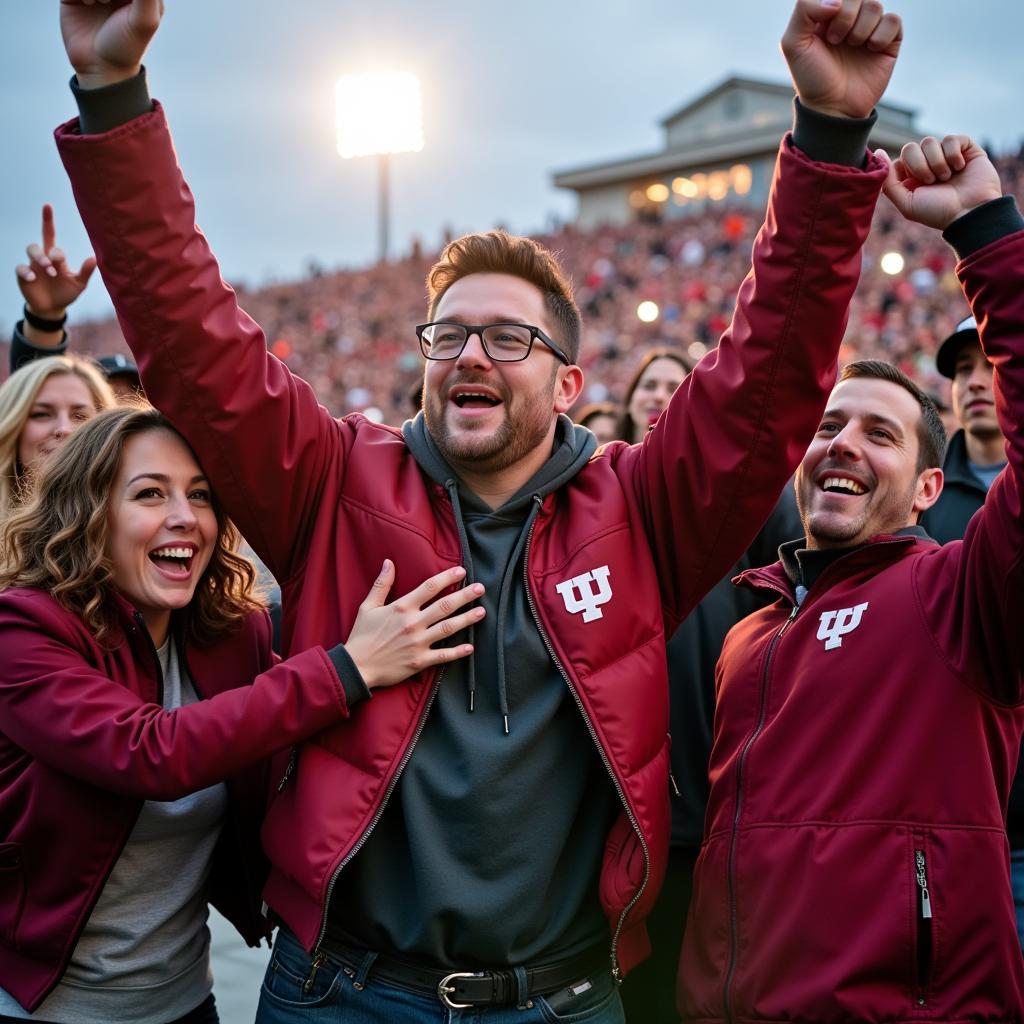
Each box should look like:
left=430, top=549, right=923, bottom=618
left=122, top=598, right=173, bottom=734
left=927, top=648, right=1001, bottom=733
left=553, top=76, right=920, bottom=229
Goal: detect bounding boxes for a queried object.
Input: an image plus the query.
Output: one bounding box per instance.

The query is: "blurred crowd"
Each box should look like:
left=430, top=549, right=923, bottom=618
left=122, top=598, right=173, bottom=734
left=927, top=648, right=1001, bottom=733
left=6, top=147, right=1024, bottom=425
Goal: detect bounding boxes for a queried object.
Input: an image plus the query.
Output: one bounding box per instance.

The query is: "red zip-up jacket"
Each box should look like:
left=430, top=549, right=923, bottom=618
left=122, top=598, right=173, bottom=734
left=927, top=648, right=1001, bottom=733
left=680, top=228, right=1024, bottom=1020
left=55, top=104, right=886, bottom=978
left=0, top=590, right=351, bottom=1012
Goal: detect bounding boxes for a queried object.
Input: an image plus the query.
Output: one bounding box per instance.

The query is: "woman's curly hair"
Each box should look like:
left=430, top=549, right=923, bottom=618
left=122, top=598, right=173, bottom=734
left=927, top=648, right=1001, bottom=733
left=0, top=405, right=262, bottom=646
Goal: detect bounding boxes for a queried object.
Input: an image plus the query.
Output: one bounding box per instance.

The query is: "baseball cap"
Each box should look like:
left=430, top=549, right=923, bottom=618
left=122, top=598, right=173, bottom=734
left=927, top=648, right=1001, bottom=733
left=95, top=353, right=140, bottom=383
left=935, top=316, right=978, bottom=380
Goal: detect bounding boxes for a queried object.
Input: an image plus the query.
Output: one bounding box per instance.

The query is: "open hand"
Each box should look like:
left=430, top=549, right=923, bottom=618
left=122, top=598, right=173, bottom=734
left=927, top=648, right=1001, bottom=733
left=882, top=136, right=1002, bottom=230
left=60, top=0, right=164, bottom=89
left=16, top=204, right=97, bottom=320
left=782, top=0, right=902, bottom=119
left=344, top=561, right=484, bottom=690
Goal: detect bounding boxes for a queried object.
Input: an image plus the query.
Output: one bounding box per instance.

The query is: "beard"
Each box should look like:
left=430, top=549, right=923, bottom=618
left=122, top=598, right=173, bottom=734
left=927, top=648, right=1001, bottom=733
left=796, top=465, right=920, bottom=548
left=423, top=372, right=557, bottom=476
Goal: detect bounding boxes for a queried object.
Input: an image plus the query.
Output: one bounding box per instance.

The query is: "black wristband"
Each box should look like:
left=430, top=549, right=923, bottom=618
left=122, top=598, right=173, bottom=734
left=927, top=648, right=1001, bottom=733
left=23, top=305, right=67, bottom=333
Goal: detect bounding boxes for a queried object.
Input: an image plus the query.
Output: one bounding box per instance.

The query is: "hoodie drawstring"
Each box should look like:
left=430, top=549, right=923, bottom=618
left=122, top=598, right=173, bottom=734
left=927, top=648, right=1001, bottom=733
left=445, top=480, right=478, bottom=712
left=493, top=495, right=544, bottom=735
left=445, top=481, right=544, bottom=735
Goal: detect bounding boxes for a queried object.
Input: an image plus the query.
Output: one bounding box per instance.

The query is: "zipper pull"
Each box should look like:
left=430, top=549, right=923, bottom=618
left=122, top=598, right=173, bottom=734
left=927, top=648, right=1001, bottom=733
left=915, top=849, right=933, bottom=919
left=778, top=601, right=800, bottom=637
left=669, top=771, right=681, bottom=797
left=303, top=950, right=327, bottom=994
left=277, top=747, right=299, bottom=792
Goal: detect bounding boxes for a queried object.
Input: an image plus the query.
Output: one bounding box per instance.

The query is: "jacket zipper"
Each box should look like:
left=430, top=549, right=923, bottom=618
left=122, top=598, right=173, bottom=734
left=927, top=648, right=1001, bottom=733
left=305, top=669, right=445, bottom=978
left=520, top=519, right=648, bottom=984
left=722, top=599, right=799, bottom=1023
left=914, top=847, right=933, bottom=1006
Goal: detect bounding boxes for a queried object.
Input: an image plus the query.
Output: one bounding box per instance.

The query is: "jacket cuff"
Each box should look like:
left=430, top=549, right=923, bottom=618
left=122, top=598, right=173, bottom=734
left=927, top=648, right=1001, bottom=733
left=791, top=97, right=877, bottom=168
left=943, top=195, right=1024, bottom=262
left=70, top=66, right=153, bottom=135
left=326, top=643, right=372, bottom=709
left=10, top=322, right=69, bottom=374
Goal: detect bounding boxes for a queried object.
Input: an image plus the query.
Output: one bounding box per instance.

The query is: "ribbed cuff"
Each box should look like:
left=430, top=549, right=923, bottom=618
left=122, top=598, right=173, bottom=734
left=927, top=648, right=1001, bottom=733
left=943, top=195, right=1024, bottom=262
left=326, top=644, right=372, bottom=709
left=791, top=97, right=877, bottom=168
left=70, top=66, right=153, bottom=135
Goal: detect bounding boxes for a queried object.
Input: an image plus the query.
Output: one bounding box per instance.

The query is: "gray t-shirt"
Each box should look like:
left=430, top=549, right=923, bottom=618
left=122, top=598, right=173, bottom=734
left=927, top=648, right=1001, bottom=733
left=0, top=639, right=228, bottom=1022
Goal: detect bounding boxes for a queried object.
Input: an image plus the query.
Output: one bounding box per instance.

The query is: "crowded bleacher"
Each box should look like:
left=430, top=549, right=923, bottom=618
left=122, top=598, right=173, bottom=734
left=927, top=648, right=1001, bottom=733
left=9, top=149, right=1021, bottom=426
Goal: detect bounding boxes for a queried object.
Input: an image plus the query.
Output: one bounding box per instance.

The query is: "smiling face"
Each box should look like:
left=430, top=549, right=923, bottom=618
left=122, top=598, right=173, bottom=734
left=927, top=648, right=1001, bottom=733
left=17, top=372, right=97, bottom=471
left=951, top=338, right=999, bottom=442
left=422, top=273, right=582, bottom=484
left=795, top=377, right=943, bottom=550
left=627, top=356, right=687, bottom=441
left=106, top=428, right=218, bottom=645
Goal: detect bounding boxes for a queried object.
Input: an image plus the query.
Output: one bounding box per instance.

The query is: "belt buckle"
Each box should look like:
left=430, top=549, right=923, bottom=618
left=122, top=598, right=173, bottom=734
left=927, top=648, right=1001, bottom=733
left=438, top=971, right=478, bottom=1009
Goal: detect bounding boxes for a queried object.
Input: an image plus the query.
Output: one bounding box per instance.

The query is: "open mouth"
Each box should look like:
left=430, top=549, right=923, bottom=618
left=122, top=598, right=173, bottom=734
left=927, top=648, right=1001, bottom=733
left=819, top=475, right=867, bottom=497
left=450, top=387, right=502, bottom=410
left=149, top=545, right=196, bottom=578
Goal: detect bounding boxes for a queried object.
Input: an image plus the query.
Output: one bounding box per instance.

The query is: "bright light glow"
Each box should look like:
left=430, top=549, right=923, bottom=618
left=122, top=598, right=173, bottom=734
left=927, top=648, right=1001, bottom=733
left=688, top=341, right=707, bottom=361
left=730, top=164, right=752, bottom=195
left=335, top=71, right=424, bottom=159
left=708, top=171, right=729, bottom=201
left=880, top=251, right=905, bottom=275
left=673, top=177, right=699, bottom=198
left=637, top=301, right=660, bottom=323
left=645, top=183, right=670, bottom=203
left=629, top=189, right=647, bottom=209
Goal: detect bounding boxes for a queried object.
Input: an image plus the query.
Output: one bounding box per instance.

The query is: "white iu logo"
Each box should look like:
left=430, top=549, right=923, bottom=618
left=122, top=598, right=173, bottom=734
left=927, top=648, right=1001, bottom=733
left=555, top=565, right=613, bottom=623
left=816, top=602, right=869, bottom=650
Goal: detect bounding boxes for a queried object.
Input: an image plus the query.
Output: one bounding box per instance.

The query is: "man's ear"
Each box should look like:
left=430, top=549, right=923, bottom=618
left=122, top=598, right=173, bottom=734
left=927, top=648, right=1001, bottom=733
left=913, top=466, right=944, bottom=514
left=554, top=365, right=584, bottom=414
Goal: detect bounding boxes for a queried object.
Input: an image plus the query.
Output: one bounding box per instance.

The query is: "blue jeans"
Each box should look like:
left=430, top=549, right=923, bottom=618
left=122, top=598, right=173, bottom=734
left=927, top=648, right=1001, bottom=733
left=255, top=929, right=625, bottom=1024
left=1012, top=846, right=1024, bottom=948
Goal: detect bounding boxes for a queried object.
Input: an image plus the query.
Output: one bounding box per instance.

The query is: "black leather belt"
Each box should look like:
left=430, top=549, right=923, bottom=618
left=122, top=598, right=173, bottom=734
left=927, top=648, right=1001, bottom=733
left=324, top=940, right=610, bottom=1010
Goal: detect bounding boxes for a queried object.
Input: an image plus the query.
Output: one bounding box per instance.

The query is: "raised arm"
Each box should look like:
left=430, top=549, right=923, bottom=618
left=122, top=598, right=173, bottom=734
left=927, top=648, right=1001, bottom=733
left=626, top=0, right=898, bottom=626
left=54, top=1, right=354, bottom=581
left=10, top=204, right=96, bottom=372
left=888, top=137, right=1024, bottom=701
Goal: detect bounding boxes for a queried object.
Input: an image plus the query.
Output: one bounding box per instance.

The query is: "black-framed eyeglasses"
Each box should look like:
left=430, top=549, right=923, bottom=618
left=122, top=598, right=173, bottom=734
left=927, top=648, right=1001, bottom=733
left=415, top=322, right=570, bottom=364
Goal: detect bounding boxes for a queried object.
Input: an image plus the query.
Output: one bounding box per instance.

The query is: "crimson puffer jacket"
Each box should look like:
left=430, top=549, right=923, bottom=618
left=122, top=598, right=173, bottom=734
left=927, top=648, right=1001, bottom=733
left=56, top=105, right=886, bottom=978
left=0, top=590, right=351, bottom=1012
left=680, top=228, right=1024, bottom=1021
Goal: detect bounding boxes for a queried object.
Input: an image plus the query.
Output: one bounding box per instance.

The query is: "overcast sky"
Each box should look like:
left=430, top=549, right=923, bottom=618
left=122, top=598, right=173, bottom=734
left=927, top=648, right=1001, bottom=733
left=2, top=1, right=1021, bottom=327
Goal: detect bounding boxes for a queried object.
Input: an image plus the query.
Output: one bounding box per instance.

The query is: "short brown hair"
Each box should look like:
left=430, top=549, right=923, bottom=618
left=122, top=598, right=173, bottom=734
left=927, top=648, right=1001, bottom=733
left=426, top=230, right=581, bottom=363
left=0, top=405, right=262, bottom=647
left=838, top=360, right=947, bottom=471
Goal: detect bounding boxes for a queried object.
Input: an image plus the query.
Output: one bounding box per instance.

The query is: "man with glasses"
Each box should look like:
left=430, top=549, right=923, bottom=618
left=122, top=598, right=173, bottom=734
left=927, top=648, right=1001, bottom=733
left=49, top=1, right=901, bottom=1020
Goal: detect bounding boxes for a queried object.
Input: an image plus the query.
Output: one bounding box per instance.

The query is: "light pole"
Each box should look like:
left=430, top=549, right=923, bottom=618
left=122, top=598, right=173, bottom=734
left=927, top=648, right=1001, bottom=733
left=335, top=71, right=424, bottom=264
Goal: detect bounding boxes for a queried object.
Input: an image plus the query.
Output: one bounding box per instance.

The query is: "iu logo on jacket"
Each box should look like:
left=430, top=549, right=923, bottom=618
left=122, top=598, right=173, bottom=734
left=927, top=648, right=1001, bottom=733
left=816, top=602, right=869, bottom=650
left=555, top=565, right=613, bottom=622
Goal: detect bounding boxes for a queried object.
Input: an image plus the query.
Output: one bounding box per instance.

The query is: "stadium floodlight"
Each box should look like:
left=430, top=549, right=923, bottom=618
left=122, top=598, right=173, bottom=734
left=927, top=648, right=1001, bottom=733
left=335, top=71, right=424, bottom=263
left=637, top=301, right=660, bottom=323
left=880, top=251, right=905, bottom=275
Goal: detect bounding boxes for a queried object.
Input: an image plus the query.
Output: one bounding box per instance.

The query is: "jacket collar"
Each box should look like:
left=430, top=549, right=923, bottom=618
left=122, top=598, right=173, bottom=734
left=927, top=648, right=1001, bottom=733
left=738, top=527, right=936, bottom=601
left=943, top=429, right=996, bottom=493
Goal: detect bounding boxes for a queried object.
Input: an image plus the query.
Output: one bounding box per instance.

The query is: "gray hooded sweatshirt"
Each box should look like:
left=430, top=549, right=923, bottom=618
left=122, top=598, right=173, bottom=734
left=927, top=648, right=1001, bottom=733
left=327, top=414, right=620, bottom=967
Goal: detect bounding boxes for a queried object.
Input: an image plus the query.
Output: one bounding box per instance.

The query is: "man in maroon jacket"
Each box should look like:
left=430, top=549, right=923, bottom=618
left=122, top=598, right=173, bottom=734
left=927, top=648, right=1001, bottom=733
left=52, top=2, right=902, bottom=1021
left=681, top=136, right=1024, bottom=1020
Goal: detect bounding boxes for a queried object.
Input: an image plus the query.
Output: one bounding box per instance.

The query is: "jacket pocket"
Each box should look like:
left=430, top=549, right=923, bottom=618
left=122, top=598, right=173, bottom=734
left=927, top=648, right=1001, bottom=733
left=0, top=843, right=25, bottom=948
left=912, top=841, right=935, bottom=1007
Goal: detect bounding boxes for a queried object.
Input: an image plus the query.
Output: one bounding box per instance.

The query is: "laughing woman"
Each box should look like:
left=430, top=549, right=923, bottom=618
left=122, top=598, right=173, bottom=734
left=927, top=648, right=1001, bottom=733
left=0, top=406, right=481, bottom=1024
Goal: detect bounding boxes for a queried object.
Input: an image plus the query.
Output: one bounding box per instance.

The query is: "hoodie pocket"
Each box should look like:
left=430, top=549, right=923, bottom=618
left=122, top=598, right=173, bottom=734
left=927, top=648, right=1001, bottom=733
left=0, top=843, right=25, bottom=948
left=912, top=840, right=934, bottom=1007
